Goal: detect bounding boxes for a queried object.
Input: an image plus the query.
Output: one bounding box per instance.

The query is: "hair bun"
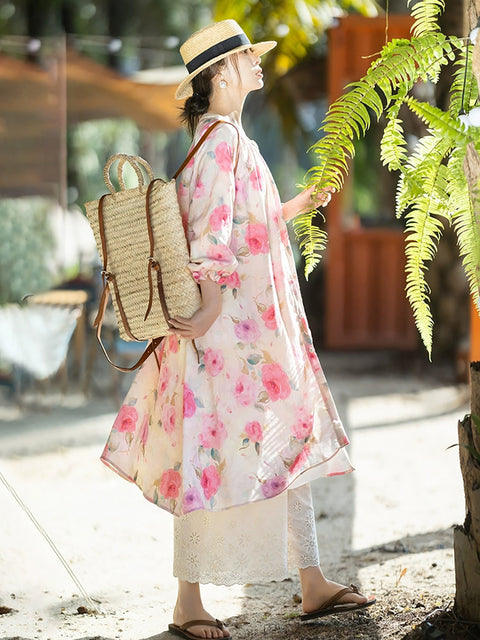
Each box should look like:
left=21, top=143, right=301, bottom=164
left=188, top=92, right=209, bottom=113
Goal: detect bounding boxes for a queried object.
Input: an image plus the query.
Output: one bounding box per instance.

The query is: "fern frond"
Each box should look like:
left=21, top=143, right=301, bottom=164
left=449, top=43, right=478, bottom=117
left=300, top=34, right=458, bottom=276
left=381, top=116, right=407, bottom=171
left=406, top=96, right=472, bottom=141
left=396, top=132, right=452, bottom=218
left=380, top=88, right=409, bottom=171
left=401, top=129, right=453, bottom=356
left=292, top=211, right=328, bottom=278
left=407, top=0, right=445, bottom=38
left=404, top=199, right=445, bottom=358
left=447, top=146, right=480, bottom=312
left=309, top=35, right=457, bottom=192
left=396, top=172, right=421, bottom=218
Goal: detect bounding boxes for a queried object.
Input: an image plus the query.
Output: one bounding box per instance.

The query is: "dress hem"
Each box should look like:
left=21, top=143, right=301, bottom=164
left=100, top=442, right=354, bottom=517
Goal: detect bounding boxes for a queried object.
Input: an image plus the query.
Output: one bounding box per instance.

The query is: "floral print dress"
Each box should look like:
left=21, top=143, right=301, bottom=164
left=101, top=113, right=353, bottom=518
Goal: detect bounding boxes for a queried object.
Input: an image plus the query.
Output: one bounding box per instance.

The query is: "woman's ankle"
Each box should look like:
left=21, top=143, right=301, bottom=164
left=298, top=565, right=327, bottom=596
left=174, top=580, right=204, bottom=618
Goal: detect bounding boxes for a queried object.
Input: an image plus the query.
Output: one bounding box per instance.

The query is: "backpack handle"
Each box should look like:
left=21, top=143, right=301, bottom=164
left=103, top=153, right=154, bottom=194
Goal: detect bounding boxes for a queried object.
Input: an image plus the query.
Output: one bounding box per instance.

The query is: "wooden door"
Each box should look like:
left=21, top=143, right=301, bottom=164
left=325, top=16, right=418, bottom=349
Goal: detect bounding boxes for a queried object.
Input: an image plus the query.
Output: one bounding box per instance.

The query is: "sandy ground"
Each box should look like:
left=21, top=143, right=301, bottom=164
left=0, top=351, right=471, bottom=640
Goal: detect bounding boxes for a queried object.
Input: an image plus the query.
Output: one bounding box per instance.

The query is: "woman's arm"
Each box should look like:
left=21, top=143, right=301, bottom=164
left=167, top=277, right=222, bottom=339
left=282, top=185, right=335, bottom=223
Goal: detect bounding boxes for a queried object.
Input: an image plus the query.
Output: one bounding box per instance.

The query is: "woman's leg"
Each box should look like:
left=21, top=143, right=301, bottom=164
left=288, top=484, right=368, bottom=613
left=298, top=566, right=367, bottom=613
left=172, top=491, right=291, bottom=637
left=173, top=580, right=229, bottom=639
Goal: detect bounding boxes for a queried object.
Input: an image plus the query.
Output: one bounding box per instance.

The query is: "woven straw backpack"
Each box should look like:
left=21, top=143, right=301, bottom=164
left=85, top=121, right=228, bottom=371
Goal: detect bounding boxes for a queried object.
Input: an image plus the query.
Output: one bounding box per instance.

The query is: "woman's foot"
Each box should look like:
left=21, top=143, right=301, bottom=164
left=173, top=581, right=230, bottom=639
left=299, top=566, right=370, bottom=615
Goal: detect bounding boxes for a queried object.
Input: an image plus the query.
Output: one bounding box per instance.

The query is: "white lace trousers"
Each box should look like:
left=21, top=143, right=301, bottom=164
left=173, top=483, right=320, bottom=586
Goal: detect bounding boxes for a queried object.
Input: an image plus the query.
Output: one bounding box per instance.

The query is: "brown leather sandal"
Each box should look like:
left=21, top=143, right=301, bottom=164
left=299, top=584, right=376, bottom=621
left=168, top=618, right=231, bottom=639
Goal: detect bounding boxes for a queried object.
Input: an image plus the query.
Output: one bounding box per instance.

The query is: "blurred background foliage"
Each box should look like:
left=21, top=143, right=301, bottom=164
left=215, top=0, right=378, bottom=76
left=0, top=0, right=389, bottom=305
left=0, top=199, right=55, bottom=305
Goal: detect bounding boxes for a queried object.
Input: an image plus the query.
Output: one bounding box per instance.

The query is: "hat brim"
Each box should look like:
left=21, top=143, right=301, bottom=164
left=175, top=40, right=277, bottom=100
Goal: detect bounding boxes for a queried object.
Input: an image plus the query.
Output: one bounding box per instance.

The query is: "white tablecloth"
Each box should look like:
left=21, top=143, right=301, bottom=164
left=0, top=304, right=80, bottom=379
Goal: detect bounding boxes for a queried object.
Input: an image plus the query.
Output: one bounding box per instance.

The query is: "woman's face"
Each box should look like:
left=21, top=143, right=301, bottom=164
left=223, top=48, right=263, bottom=94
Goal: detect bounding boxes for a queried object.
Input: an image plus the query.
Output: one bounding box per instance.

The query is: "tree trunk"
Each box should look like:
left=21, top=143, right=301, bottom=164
left=454, top=1, right=480, bottom=621
left=454, top=363, right=480, bottom=619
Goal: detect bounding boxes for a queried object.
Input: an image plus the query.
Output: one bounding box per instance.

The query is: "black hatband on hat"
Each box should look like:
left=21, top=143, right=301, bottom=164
left=185, top=33, right=251, bottom=73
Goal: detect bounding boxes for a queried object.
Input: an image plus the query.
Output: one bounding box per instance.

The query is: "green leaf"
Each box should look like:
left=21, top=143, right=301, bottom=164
left=471, top=414, right=480, bottom=436
left=400, top=128, right=452, bottom=357
left=447, top=147, right=480, bottom=316
left=380, top=89, right=409, bottom=171
left=292, top=210, right=327, bottom=278
left=302, top=33, right=459, bottom=277
left=447, top=442, right=480, bottom=463
left=449, top=43, right=479, bottom=117
left=407, top=0, right=445, bottom=38
left=461, top=443, right=480, bottom=463
left=405, top=97, right=470, bottom=141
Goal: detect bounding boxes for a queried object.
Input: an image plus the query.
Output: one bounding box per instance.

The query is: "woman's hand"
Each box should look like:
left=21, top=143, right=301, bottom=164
left=282, top=185, right=335, bottom=222
left=167, top=277, right=222, bottom=339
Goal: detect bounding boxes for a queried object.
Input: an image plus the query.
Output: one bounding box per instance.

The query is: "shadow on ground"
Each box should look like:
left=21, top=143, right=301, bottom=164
left=400, top=608, right=480, bottom=640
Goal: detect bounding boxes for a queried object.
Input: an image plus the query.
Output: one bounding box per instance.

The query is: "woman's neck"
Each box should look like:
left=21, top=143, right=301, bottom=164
left=208, top=89, right=246, bottom=124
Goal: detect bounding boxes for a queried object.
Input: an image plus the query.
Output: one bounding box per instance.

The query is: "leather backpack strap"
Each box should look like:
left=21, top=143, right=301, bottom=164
left=93, top=279, right=162, bottom=372
left=97, top=194, right=109, bottom=273
left=173, top=119, right=240, bottom=180
left=145, top=119, right=239, bottom=324
left=144, top=178, right=171, bottom=324
left=173, top=120, right=222, bottom=179
left=97, top=193, right=139, bottom=341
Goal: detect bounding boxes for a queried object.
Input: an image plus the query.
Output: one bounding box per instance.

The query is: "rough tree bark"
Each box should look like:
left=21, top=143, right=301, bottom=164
left=453, top=0, right=480, bottom=622
left=455, top=363, right=480, bottom=619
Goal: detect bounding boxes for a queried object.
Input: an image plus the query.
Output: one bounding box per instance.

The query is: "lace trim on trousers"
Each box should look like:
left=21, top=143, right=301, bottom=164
left=173, top=483, right=319, bottom=585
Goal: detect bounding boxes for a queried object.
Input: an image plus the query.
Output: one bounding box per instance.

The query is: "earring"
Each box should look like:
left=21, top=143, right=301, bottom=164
left=219, top=78, right=227, bottom=89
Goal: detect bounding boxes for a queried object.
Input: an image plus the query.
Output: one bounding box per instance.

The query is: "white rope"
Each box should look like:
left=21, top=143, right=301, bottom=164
left=0, top=468, right=101, bottom=614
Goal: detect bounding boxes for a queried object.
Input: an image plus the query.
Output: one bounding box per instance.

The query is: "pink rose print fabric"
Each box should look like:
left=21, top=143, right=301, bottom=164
left=101, top=115, right=352, bottom=516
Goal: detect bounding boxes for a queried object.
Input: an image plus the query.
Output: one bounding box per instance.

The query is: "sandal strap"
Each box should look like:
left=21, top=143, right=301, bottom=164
left=319, top=584, right=359, bottom=612
left=181, top=619, right=224, bottom=631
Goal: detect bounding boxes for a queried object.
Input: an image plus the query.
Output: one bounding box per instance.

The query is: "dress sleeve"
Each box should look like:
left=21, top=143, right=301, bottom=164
left=185, top=122, right=239, bottom=284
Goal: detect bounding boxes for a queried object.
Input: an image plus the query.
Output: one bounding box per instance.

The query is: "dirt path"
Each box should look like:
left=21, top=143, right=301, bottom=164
left=0, top=355, right=471, bottom=640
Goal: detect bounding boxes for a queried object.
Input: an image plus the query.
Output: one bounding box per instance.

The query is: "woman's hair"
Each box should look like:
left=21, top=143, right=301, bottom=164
left=180, top=54, right=240, bottom=137
left=181, top=60, right=225, bottom=137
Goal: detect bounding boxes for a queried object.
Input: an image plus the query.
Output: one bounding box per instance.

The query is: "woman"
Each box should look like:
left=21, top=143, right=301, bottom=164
left=101, top=19, right=374, bottom=640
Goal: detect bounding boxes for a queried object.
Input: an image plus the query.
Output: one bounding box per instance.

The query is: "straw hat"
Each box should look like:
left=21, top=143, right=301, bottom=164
left=175, top=19, right=277, bottom=100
